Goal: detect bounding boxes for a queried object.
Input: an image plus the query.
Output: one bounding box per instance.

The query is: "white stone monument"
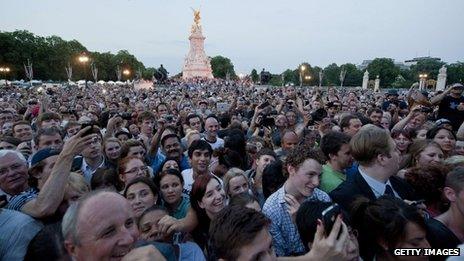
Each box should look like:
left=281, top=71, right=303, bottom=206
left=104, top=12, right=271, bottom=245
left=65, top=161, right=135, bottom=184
left=436, top=65, right=447, bottom=91
left=182, top=9, right=214, bottom=79
left=374, top=75, right=380, bottom=92
left=362, top=70, right=369, bottom=90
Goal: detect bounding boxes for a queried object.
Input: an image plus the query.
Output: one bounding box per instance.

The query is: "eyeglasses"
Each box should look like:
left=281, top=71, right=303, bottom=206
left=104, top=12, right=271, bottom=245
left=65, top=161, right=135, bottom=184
left=124, top=166, right=148, bottom=175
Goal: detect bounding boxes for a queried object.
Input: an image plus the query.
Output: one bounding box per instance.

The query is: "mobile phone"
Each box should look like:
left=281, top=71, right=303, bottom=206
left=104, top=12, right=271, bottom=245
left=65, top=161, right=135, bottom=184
left=262, top=117, right=275, bottom=127
left=411, top=199, right=426, bottom=206
left=322, top=203, right=342, bottom=237
left=164, top=115, right=174, bottom=122
left=81, top=122, right=97, bottom=137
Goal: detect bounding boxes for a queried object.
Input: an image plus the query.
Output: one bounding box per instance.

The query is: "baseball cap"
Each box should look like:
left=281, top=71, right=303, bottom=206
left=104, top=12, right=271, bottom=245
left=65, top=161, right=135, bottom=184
left=451, top=83, right=464, bottom=89
left=435, top=118, right=452, bottom=128
left=30, top=148, right=60, bottom=168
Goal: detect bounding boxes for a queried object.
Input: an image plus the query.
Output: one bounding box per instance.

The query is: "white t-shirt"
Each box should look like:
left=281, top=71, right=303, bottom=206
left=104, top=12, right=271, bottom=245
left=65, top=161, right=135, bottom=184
left=201, top=137, right=224, bottom=150
left=181, top=169, right=194, bottom=196
left=181, top=169, right=223, bottom=197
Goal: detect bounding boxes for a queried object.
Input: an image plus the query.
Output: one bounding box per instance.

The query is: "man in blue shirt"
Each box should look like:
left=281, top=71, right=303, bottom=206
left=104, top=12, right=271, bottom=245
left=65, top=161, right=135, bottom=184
left=263, top=145, right=331, bottom=257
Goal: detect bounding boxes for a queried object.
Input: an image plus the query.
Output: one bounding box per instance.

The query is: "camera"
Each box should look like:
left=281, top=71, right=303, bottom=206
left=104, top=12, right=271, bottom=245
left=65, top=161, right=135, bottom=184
left=420, top=107, right=433, bottom=113
left=81, top=122, right=100, bottom=137
left=164, top=115, right=174, bottom=122
left=261, top=117, right=275, bottom=127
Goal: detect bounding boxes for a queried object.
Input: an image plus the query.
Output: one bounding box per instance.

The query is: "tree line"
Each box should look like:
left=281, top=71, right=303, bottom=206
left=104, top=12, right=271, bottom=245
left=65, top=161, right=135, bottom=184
left=0, top=30, right=157, bottom=81
left=0, top=30, right=463, bottom=87
left=251, top=57, right=464, bottom=88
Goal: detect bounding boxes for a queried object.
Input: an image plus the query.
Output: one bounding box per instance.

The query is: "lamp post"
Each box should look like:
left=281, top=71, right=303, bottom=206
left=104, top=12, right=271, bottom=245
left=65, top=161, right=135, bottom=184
left=304, top=75, right=312, bottom=86
left=0, top=66, right=11, bottom=86
left=299, top=65, right=306, bottom=87
left=419, top=73, right=428, bottom=91
left=78, top=53, right=90, bottom=88
left=123, top=69, right=131, bottom=87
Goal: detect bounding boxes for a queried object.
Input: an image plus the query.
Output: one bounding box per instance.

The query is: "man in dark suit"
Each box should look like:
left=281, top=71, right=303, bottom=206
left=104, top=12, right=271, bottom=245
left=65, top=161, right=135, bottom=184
left=330, top=124, right=417, bottom=211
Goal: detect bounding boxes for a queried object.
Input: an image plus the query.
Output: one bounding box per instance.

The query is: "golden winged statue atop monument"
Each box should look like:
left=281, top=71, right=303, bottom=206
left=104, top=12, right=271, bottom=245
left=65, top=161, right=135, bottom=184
left=191, top=8, right=201, bottom=26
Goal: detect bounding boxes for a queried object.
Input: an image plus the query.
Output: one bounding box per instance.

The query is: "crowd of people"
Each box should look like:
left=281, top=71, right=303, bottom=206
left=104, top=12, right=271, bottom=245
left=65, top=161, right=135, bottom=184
left=1, top=77, right=464, bottom=260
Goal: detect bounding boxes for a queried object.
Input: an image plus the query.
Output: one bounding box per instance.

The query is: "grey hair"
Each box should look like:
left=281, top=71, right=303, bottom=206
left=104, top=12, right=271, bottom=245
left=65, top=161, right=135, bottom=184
left=0, top=149, right=27, bottom=164
left=62, top=202, right=80, bottom=245
left=61, top=189, right=113, bottom=245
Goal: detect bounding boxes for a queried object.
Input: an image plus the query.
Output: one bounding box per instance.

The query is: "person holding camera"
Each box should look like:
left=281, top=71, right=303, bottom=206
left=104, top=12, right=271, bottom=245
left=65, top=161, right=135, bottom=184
left=431, top=83, right=464, bottom=131
left=391, top=104, right=429, bottom=132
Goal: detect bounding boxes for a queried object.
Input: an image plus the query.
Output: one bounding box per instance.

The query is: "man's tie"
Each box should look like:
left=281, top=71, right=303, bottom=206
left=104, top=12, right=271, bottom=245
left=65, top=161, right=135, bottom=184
left=384, top=184, right=394, bottom=196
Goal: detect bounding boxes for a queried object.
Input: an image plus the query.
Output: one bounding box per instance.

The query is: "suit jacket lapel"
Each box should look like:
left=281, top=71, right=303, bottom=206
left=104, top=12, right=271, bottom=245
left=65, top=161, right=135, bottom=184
left=354, top=171, right=377, bottom=200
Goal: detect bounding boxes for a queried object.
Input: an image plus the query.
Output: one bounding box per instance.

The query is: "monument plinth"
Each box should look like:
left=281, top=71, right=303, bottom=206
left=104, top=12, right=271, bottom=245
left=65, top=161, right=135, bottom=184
left=182, top=10, right=213, bottom=79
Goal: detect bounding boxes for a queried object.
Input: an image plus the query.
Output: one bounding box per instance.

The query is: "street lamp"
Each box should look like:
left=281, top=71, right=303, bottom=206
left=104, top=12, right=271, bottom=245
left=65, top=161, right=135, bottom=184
left=304, top=75, right=312, bottom=86
left=419, top=73, right=428, bottom=91
left=123, top=69, right=131, bottom=87
left=78, top=53, right=90, bottom=88
left=0, top=66, right=11, bottom=86
left=299, top=65, right=306, bottom=87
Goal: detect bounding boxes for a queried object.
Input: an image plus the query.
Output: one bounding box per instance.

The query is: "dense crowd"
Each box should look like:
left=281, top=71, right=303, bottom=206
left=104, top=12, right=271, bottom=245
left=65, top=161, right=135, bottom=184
left=0, top=77, right=464, bottom=261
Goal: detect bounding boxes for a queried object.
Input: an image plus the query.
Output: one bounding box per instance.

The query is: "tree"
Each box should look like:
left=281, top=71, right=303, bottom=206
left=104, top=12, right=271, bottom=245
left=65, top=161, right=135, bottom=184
left=398, top=69, right=415, bottom=89
left=409, top=58, right=445, bottom=81
left=250, top=69, right=259, bottom=82
left=282, top=69, right=298, bottom=86
left=0, top=30, right=147, bottom=81
left=323, top=63, right=341, bottom=86
left=447, top=62, right=464, bottom=84
left=340, top=63, right=363, bottom=87
left=210, top=56, right=236, bottom=79
left=143, top=67, right=156, bottom=80
left=312, top=66, right=323, bottom=86
left=366, top=58, right=400, bottom=88
left=297, top=62, right=313, bottom=86
left=268, top=74, right=283, bottom=86
left=391, top=75, right=407, bottom=89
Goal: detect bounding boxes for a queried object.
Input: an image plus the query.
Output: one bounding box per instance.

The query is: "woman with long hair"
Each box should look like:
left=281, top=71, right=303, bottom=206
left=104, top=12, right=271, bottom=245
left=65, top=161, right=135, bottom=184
left=190, top=174, right=226, bottom=250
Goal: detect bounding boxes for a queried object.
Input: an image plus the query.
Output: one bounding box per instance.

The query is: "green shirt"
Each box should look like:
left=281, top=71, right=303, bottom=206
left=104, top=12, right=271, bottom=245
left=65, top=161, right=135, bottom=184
left=320, top=164, right=346, bottom=193
left=167, top=196, right=190, bottom=219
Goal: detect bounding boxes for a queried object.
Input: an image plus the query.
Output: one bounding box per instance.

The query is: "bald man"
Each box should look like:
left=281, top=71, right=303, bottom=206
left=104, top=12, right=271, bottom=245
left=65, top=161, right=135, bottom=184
left=62, top=191, right=170, bottom=261
left=274, top=130, right=299, bottom=161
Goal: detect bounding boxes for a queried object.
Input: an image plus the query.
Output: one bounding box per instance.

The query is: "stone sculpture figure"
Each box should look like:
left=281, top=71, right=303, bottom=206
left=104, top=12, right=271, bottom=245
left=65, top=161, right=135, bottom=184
left=193, top=9, right=201, bottom=25
left=183, top=8, right=213, bottom=79
left=436, top=65, right=447, bottom=91
left=362, top=70, right=369, bottom=90
left=374, top=75, right=380, bottom=92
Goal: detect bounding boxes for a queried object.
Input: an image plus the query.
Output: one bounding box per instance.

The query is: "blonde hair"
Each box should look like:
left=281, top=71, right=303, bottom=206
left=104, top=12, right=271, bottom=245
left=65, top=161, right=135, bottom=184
left=186, top=130, right=201, bottom=147
left=350, top=124, right=393, bottom=166
left=223, top=168, right=248, bottom=196
left=408, top=140, right=443, bottom=167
